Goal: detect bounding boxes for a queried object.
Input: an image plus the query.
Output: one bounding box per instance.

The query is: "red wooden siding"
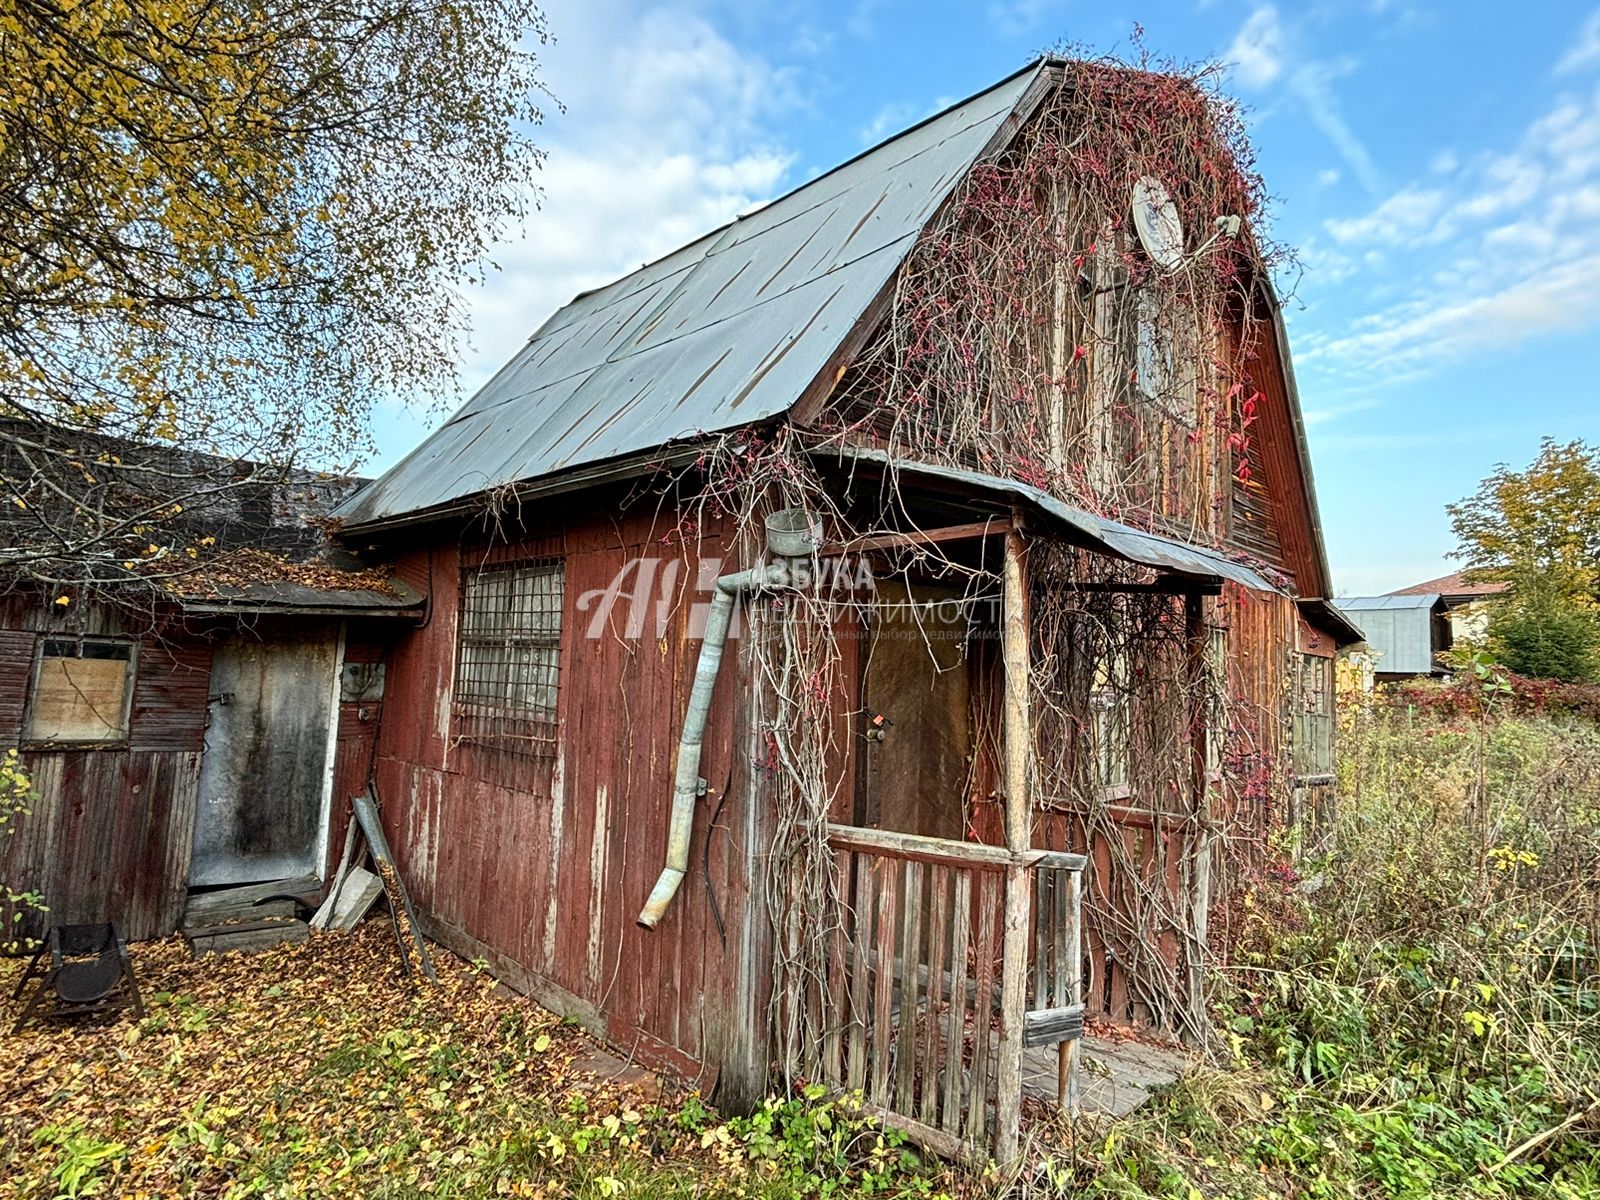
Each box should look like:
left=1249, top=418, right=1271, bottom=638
left=373, top=507, right=752, bottom=1083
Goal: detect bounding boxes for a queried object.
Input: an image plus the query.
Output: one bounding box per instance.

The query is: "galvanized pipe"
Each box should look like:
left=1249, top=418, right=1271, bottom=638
left=637, top=562, right=789, bottom=929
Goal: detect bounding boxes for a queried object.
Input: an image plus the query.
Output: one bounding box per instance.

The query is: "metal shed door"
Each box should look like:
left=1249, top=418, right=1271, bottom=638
left=191, top=632, right=338, bottom=886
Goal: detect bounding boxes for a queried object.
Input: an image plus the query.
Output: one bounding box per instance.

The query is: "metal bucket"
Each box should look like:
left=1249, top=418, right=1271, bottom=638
left=764, top=507, right=822, bottom=557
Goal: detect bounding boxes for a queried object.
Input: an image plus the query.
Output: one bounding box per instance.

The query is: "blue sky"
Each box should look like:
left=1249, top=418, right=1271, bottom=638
left=369, top=0, right=1600, bottom=595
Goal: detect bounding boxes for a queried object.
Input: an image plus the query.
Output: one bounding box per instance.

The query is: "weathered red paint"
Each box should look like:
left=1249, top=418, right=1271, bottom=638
left=371, top=501, right=753, bottom=1084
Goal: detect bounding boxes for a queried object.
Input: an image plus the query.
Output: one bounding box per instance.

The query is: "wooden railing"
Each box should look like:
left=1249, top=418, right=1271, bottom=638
left=795, top=823, right=1086, bottom=1163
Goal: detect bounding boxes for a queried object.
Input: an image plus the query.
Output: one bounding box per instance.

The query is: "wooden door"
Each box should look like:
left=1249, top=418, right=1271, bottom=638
left=858, top=578, right=973, bottom=839
left=191, top=631, right=338, bottom=886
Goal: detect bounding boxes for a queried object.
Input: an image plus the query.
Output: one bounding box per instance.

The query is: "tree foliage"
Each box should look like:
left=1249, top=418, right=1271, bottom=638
left=1449, top=439, right=1600, bottom=681
left=0, top=0, right=550, bottom=592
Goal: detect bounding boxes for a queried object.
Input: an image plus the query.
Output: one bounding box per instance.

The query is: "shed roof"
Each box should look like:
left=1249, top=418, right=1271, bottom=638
left=334, top=63, right=1047, bottom=529
left=819, top=448, right=1284, bottom=594
left=1335, top=593, right=1444, bottom=612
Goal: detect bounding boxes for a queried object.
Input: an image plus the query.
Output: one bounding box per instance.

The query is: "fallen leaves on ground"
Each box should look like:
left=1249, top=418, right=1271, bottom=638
left=0, top=924, right=707, bottom=1199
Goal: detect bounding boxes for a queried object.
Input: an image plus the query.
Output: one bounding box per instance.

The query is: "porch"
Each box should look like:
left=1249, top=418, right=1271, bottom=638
left=759, top=458, right=1279, bottom=1164
left=784, top=822, right=1087, bottom=1163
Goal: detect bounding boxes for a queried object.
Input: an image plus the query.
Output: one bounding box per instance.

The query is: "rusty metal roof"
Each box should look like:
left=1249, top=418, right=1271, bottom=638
left=336, top=64, right=1047, bottom=529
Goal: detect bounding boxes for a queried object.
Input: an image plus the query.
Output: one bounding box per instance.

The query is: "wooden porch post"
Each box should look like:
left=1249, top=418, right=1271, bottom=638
left=995, top=523, right=1032, bottom=1166
left=1183, top=591, right=1212, bottom=1036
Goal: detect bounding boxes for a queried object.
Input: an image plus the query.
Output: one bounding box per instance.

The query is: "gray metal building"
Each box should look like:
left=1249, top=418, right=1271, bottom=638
left=1333, top=593, right=1452, bottom=677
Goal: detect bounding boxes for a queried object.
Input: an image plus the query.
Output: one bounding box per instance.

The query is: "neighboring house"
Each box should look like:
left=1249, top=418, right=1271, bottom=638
left=1390, top=570, right=1507, bottom=644
left=0, top=448, right=421, bottom=941
left=328, top=59, right=1359, bottom=1163
left=1333, top=593, right=1453, bottom=680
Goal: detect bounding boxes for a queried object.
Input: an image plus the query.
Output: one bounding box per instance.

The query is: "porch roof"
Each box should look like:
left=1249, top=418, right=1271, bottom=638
left=815, top=448, right=1285, bottom=594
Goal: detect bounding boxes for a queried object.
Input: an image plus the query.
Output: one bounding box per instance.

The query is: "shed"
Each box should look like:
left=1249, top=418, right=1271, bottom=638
left=1333, top=593, right=1452, bottom=678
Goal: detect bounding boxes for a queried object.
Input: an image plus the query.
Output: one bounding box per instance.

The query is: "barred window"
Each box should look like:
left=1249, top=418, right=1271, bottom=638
left=1293, top=653, right=1334, bottom=778
left=455, top=558, right=564, bottom=751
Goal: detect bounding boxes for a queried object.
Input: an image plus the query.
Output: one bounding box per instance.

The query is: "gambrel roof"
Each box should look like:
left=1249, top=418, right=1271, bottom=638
left=336, top=64, right=1048, bottom=528
left=336, top=59, right=1340, bottom=614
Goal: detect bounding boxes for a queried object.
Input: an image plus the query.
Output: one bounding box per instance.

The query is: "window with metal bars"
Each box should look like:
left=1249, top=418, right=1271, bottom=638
left=454, top=558, right=564, bottom=753
left=1293, top=652, right=1335, bottom=779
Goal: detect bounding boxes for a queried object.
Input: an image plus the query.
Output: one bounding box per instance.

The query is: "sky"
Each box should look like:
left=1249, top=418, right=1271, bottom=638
left=367, top=0, right=1600, bottom=596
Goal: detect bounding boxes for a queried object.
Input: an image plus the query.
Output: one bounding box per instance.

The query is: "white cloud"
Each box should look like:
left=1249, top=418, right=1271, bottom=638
left=366, top=1, right=798, bottom=469
left=457, top=4, right=793, bottom=393
left=1300, top=80, right=1600, bottom=392
left=1227, top=6, right=1284, bottom=89
left=1289, top=60, right=1384, bottom=197
left=1556, top=9, right=1600, bottom=75
left=1324, top=187, right=1444, bottom=244
left=1316, top=167, right=1342, bottom=187
left=1226, top=8, right=1384, bottom=197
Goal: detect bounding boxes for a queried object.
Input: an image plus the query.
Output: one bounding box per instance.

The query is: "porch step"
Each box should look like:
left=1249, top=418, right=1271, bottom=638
left=183, top=917, right=310, bottom=957
left=183, top=875, right=321, bottom=928
left=1021, top=1030, right=1191, bottom=1119
left=181, top=875, right=321, bottom=956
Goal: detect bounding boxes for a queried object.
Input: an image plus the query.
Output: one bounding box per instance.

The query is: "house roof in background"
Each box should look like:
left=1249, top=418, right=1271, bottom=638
left=333, top=62, right=1049, bottom=529
left=1390, top=570, right=1507, bottom=599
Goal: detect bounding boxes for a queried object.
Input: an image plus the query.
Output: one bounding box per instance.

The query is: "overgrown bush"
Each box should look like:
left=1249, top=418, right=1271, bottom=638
left=0, top=749, right=43, bottom=953
left=1059, top=684, right=1600, bottom=1199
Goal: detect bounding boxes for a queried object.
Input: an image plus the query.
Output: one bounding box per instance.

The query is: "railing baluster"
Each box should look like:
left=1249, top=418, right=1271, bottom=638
left=1032, top=867, right=1047, bottom=1010
left=869, top=856, right=899, bottom=1107
left=846, top=851, right=874, bottom=1093
left=968, top=869, right=999, bottom=1146
left=919, top=864, right=948, bottom=1128
left=940, top=868, right=971, bottom=1136
left=823, top=844, right=849, bottom=1085
left=894, top=858, right=922, bottom=1114
left=1052, top=866, right=1069, bottom=1010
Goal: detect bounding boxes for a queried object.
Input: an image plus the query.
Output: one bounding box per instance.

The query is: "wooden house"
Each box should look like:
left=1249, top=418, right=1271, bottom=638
left=329, top=60, right=1360, bottom=1162
left=0, top=455, right=422, bottom=942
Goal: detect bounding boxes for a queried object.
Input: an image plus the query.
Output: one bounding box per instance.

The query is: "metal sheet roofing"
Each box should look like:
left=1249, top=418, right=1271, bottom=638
left=336, top=65, right=1045, bottom=528
left=1334, top=593, right=1442, bottom=611
left=819, top=448, right=1284, bottom=594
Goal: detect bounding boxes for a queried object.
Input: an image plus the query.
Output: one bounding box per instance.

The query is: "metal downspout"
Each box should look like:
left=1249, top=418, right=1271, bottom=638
left=636, top=562, right=788, bottom=929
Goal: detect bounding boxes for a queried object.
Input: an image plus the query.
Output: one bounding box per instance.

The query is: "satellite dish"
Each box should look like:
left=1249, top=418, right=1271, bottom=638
left=1131, top=176, right=1184, bottom=270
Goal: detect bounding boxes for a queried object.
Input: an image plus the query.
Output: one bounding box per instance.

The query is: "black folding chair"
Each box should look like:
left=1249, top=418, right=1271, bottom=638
left=11, top=922, right=144, bottom=1033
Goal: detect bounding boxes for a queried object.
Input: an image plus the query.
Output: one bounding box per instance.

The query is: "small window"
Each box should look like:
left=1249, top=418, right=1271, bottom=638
left=25, top=638, right=136, bottom=744
left=454, top=558, right=565, bottom=753
left=1133, top=288, right=1196, bottom=425
left=1293, top=653, right=1335, bottom=778
left=1206, top=627, right=1228, bottom=773
left=1090, top=653, right=1130, bottom=791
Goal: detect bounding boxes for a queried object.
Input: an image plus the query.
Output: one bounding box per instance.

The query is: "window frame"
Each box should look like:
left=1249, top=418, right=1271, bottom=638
left=23, top=636, right=138, bottom=748
left=1292, top=651, right=1335, bottom=780
left=452, top=556, right=566, bottom=756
